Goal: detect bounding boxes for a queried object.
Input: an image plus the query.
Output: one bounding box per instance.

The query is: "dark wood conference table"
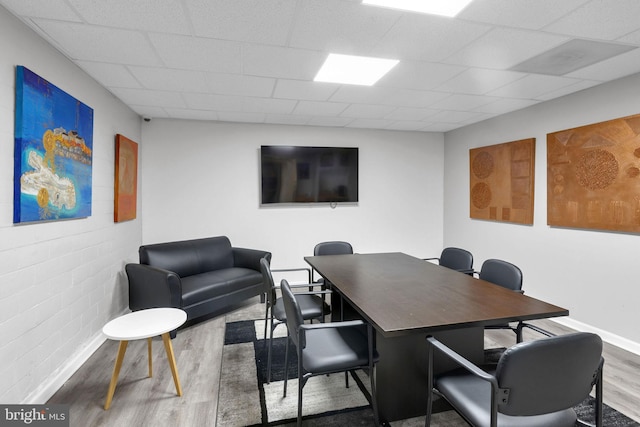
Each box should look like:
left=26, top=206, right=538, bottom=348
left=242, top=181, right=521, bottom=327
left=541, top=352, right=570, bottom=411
left=304, top=252, right=569, bottom=422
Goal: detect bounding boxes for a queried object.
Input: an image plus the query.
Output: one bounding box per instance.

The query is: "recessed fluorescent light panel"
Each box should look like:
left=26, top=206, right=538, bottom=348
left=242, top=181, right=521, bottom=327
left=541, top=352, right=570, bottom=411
left=314, top=54, right=399, bottom=86
left=363, top=0, right=474, bottom=17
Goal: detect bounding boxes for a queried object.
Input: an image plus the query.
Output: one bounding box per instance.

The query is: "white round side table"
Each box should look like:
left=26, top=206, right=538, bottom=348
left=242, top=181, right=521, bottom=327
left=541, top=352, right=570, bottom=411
left=102, top=307, right=187, bottom=410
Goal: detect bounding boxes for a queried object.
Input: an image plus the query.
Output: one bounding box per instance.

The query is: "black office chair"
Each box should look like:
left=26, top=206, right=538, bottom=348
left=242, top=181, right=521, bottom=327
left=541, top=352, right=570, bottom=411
left=312, top=240, right=353, bottom=281
left=280, top=279, right=379, bottom=427
left=313, top=241, right=354, bottom=319
left=475, top=259, right=530, bottom=342
left=425, top=332, right=604, bottom=427
left=259, top=258, right=329, bottom=383
left=424, top=247, right=474, bottom=274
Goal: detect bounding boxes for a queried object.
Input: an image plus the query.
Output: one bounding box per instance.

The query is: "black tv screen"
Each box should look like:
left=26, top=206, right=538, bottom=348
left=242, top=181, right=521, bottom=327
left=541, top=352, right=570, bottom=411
left=261, top=146, right=358, bottom=205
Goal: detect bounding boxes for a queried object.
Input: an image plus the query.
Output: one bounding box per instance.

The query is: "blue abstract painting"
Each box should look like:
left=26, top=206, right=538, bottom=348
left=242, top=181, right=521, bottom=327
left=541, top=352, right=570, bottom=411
left=14, top=66, right=94, bottom=223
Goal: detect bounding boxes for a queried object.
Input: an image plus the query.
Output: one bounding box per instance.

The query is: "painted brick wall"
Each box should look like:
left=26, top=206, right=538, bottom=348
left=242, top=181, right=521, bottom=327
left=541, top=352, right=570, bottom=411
left=0, top=7, right=142, bottom=403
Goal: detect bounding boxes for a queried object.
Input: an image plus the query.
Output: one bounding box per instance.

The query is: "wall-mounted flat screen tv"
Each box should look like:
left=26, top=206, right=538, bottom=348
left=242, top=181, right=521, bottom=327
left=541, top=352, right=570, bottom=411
left=261, top=145, right=358, bottom=205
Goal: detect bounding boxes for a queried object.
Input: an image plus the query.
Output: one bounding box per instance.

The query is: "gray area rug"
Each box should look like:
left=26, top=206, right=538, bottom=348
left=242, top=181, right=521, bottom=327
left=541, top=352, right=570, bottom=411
left=217, top=315, right=639, bottom=427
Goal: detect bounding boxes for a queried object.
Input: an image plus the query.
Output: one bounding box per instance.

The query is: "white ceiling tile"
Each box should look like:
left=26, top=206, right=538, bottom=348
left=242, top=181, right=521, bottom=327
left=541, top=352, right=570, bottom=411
left=128, top=67, right=208, bottom=92
left=265, top=114, right=311, bottom=126
left=435, top=68, right=526, bottom=95
left=331, top=86, right=450, bottom=109
left=377, top=61, right=467, bottom=91
left=68, top=0, right=191, bottom=34
left=307, top=117, right=354, bottom=127
left=217, top=112, right=266, bottom=124
left=164, top=108, right=218, bottom=121
left=273, top=80, right=339, bottom=101
left=536, top=80, right=603, bottom=101
left=428, top=110, right=485, bottom=123
left=242, top=97, right=297, bottom=115
left=430, top=94, right=498, bottom=111
left=130, top=105, right=170, bottom=118
left=2, top=0, right=639, bottom=131
left=421, top=122, right=461, bottom=132
left=340, top=104, right=396, bottom=119
left=293, top=100, right=349, bottom=116
left=0, top=0, right=82, bottom=21
left=618, top=28, right=640, bottom=45
left=289, top=0, right=399, bottom=53
left=205, top=73, right=275, bottom=97
left=566, top=47, right=640, bottom=81
left=186, top=0, right=297, bottom=45
left=149, top=33, right=242, bottom=74
left=182, top=92, right=243, bottom=111
left=487, top=74, right=582, bottom=99
left=384, top=121, right=430, bottom=131
left=543, top=0, right=640, bottom=40
left=384, top=107, right=439, bottom=121
left=443, top=27, right=569, bottom=69
left=473, top=98, right=540, bottom=114
left=110, top=88, right=186, bottom=108
left=32, top=20, right=162, bottom=65
left=347, top=118, right=395, bottom=129
left=458, top=0, right=590, bottom=30
left=75, top=61, right=142, bottom=88
left=370, top=13, right=492, bottom=62
left=243, top=45, right=326, bottom=80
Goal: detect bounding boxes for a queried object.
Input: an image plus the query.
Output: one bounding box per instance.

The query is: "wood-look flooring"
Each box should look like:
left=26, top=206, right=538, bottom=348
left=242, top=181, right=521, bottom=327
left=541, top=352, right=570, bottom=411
left=47, top=298, right=640, bottom=426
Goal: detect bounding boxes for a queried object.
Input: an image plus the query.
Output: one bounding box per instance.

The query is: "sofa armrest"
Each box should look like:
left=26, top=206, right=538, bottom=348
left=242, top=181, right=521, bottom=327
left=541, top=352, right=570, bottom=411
left=125, top=263, right=182, bottom=311
left=232, top=247, right=272, bottom=271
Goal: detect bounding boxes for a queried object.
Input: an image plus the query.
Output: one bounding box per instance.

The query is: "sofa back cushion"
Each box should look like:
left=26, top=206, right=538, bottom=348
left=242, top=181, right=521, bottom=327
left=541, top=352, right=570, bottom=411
left=139, top=236, right=234, bottom=277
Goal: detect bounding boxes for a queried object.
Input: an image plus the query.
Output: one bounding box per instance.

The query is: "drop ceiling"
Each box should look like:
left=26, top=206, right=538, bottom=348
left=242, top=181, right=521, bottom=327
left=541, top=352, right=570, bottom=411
left=2, top=0, right=640, bottom=132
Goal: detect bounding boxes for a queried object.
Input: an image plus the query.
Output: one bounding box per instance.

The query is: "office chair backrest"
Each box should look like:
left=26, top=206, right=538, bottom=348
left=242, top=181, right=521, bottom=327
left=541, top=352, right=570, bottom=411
left=281, top=279, right=306, bottom=349
left=479, top=259, right=523, bottom=291
left=259, top=257, right=277, bottom=306
left=496, top=332, right=603, bottom=416
left=314, top=241, right=353, bottom=256
left=439, top=247, right=473, bottom=271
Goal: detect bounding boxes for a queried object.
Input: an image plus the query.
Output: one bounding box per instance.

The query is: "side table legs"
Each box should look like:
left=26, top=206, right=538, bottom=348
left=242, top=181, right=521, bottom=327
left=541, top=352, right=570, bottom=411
left=104, top=336, right=183, bottom=410
left=162, top=332, right=183, bottom=396
left=104, top=340, right=128, bottom=410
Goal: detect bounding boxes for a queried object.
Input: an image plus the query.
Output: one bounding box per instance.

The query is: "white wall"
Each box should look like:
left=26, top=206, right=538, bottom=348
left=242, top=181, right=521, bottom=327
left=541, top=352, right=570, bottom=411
left=141, top=120, right=445, bottom=269
left=444, top=72, right=640, bottom=350
left=0, top=7, right=142, bottom=403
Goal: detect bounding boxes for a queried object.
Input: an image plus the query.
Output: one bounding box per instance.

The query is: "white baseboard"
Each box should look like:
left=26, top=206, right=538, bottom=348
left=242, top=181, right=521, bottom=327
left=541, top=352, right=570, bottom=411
left=24, top=332, right=107, bottom=404
left=552, top=317, right=640, bottom=356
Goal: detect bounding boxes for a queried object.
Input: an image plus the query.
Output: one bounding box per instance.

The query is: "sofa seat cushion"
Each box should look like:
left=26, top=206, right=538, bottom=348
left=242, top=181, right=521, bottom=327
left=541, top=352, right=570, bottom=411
left=181, top=268, right=262, bottom=307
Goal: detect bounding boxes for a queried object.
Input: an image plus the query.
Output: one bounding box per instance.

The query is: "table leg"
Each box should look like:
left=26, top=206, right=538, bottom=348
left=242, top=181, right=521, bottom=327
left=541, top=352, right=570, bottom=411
left=148, top=337, right=153, bottom=377
left=104, top=340, right=129, bottom=410
left=161, top=333, right=183, bottom=396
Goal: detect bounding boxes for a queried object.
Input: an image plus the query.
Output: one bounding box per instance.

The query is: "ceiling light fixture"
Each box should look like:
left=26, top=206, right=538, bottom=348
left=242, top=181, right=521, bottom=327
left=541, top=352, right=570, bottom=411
left=314, top=53, right=399, bottom=86
left=362, top=0, right=474, bottom=17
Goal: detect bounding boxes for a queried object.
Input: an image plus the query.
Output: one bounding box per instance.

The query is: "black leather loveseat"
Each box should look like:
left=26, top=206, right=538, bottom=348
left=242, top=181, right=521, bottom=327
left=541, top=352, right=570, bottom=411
left=126, top=236, right=271, bottom=334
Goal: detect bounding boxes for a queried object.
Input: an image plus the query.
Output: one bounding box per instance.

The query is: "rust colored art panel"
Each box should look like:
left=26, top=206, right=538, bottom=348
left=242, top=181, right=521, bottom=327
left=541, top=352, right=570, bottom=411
left=114, top=134, right=138, bottom=222
left=470, top=138, right=535, bottom=224
left=547, top=113, right=640, bottom=232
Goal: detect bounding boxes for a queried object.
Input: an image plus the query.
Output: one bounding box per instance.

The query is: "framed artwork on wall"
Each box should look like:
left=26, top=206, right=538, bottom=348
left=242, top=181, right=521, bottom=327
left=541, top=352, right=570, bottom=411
left=114, top=134, right=138, bottom=222
left=13, top=66, right=94, bottom=223
left=547, top=113, right=640, bottom=232
left=470, top=138, right=536, bottom=225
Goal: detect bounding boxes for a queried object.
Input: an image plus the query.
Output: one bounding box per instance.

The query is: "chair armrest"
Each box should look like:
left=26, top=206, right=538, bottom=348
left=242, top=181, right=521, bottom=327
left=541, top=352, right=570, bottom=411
left=272, top=267, right=312, bottom=283
left=125, top=264, right=182, bottom=311
left=423, top=257, right=440, bottom=262
left=232, top=247, right=272, bottom=271
left=426, top=336, right=502, bottom=427
left=427, top=336, right=496, bottom=383
left=301, top=319, right=366, bottom=331
left=516, top=322, right=555, bottom=338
